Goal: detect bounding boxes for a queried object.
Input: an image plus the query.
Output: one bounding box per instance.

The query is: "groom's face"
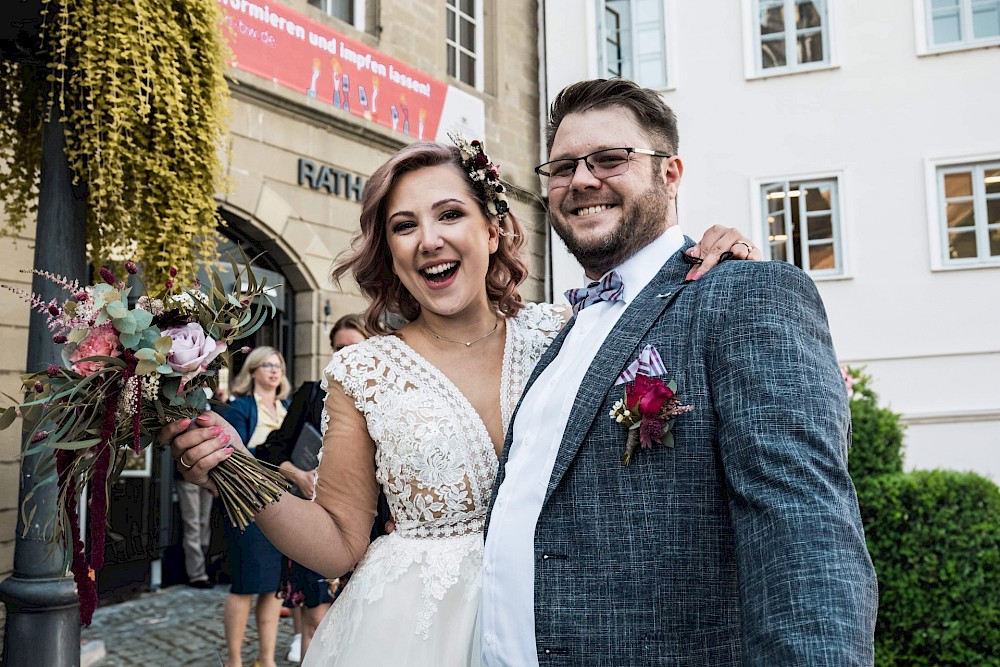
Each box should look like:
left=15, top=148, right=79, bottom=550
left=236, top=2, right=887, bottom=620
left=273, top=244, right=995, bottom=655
left=546, top=107, right=681, bottom=279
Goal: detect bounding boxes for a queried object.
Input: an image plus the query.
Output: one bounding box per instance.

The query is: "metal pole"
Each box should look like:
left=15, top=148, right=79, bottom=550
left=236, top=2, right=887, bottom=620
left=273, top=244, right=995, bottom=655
left=0, top=110, right=88, bottom=666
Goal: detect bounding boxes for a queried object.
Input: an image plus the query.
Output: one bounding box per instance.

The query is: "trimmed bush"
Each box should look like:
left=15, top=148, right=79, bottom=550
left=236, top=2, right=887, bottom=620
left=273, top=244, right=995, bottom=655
left=845, top=367, right=905, bottom=481
left=857, top=470, right=1000, bottom=666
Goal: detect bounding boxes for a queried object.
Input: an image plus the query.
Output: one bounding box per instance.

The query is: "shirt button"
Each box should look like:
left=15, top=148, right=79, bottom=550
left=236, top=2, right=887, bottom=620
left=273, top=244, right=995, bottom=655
left=485, top=633, right=495, bottom=645
left=484, top=562, right=493, bottom=575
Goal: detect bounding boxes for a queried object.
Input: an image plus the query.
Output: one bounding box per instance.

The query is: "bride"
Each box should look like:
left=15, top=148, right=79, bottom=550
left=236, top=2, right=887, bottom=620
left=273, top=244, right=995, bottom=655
left=161, top=139, right=753, bottom=665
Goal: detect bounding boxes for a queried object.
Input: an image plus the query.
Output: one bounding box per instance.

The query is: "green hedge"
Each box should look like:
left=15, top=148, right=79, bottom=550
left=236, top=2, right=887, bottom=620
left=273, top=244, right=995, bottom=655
left=857, top=470, right=1000, bottom=666
left=846, top=368, right=905, bottom=482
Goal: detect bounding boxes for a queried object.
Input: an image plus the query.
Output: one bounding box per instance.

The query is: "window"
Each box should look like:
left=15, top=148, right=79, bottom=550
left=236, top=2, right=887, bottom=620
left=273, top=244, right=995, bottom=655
left=926, top=0, right=1000, bottom=48
left=308, top=0, right=363, bottom=29
left=446, top=0, right=481, bottom=88
left=599, top=1, right=669, bottom=89
left=753, top=0, right=830, bottom=73
left=761, top=177, right=843, bottom=275
left=936, top=161, right=1000, bottom=266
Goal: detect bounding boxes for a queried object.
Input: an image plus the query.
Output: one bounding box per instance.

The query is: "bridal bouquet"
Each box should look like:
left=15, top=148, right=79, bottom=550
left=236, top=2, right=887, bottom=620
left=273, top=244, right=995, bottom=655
left=1, top=254, right=290, bottom=624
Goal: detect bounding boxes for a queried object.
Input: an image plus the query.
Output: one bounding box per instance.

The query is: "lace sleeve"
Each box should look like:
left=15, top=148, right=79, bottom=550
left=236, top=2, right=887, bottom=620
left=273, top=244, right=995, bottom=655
left=312, top=346, right=381, bottom=572
left=516, top=301, right=570, bottom=345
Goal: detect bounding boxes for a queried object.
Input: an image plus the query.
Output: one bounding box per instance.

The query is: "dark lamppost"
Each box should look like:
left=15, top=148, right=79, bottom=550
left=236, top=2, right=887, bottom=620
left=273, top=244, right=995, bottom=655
left=0, top=3, right=88, bottom=665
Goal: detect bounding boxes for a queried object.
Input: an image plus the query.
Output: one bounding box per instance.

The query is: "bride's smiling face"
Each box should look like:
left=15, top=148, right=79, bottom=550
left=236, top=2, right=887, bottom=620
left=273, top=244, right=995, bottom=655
left=385, top=164, right=500, bottom=319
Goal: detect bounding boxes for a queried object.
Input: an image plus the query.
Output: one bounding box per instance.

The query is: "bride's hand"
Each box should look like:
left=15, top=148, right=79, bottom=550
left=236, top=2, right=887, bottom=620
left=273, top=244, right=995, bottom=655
left=685, top=224, right=762, bottom=280
left=157, top=412, right=245, bottom=490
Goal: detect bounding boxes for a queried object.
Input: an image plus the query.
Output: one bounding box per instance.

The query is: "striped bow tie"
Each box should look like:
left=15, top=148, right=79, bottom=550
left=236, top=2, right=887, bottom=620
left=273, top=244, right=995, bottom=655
left=564, top=270, right=625, bottom=315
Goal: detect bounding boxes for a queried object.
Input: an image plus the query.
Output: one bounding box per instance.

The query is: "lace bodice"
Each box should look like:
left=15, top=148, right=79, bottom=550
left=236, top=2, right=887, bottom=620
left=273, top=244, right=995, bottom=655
left=321, top=303, right=564, bottom=539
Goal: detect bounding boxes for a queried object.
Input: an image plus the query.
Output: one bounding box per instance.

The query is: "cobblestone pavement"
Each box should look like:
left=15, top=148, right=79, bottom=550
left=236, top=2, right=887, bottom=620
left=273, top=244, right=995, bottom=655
left=82, top=584, right=300, bottom=666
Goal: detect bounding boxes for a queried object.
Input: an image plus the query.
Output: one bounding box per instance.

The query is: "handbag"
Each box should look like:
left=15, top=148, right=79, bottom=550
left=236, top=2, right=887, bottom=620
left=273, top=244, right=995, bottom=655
left=290, top=421, right=323, bottom=474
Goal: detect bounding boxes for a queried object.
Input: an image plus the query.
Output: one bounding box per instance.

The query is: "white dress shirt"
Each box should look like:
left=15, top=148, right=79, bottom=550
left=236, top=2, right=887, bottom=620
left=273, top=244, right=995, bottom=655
left=480, top=226, right=685, bottom=666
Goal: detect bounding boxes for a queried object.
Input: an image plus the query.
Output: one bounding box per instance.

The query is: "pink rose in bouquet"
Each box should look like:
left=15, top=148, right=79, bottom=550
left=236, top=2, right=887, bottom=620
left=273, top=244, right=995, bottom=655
left=162, top=322, right=227, bottom=384
left=69, top=323, right=122, bottom=375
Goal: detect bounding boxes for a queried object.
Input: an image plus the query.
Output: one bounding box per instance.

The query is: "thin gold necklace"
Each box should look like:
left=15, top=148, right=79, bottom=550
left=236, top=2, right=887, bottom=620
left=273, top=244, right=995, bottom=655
left=420, top=317, right=500, bottom=347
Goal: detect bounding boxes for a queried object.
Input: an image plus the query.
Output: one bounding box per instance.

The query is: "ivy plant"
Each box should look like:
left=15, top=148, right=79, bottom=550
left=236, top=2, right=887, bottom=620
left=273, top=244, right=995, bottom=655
left=0, top=0, right=231, bottom=287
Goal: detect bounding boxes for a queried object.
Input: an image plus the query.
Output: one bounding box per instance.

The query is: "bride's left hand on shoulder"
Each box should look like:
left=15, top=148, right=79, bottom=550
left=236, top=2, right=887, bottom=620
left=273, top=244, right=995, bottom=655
left=684, top=224, right=762, bottom=281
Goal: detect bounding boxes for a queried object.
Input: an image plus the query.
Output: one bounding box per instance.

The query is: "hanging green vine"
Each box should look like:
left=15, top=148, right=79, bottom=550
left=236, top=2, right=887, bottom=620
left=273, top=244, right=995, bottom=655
left=0, top=0, right=231, bottom=288
left=0, top=58, right=44, bottom=234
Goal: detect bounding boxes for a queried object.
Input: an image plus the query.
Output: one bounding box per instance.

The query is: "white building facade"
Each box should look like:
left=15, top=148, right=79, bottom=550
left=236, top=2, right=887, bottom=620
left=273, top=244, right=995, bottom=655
left=540, top=0, right=1000, bottom=479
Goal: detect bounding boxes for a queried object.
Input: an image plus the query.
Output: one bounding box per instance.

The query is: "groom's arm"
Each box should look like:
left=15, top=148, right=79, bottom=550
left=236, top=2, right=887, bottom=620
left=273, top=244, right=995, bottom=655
left=708, top=261, right=878, bottom=666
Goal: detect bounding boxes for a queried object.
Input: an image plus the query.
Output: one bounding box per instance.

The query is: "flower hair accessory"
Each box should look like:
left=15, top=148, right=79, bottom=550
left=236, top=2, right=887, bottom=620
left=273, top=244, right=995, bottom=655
left=448, top=132, right=510, bottom=222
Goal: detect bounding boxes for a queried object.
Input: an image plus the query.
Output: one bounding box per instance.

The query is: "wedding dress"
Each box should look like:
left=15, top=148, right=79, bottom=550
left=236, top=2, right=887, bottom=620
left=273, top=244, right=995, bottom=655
left=302, top=303, right=564, bottom=666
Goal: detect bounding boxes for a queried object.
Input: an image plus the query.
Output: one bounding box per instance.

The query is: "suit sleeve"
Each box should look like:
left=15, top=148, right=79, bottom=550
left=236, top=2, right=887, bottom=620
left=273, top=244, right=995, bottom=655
left=709, top=262, right=878, bottom=666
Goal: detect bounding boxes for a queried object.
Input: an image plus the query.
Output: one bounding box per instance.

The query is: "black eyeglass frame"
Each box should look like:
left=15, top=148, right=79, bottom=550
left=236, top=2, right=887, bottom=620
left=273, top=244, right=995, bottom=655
left=534, top=147, right=674, bottom=183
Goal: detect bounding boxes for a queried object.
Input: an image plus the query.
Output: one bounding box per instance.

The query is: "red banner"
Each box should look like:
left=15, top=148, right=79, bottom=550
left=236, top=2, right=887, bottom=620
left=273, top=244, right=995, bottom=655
left=218, top=0, right=447, bottom=140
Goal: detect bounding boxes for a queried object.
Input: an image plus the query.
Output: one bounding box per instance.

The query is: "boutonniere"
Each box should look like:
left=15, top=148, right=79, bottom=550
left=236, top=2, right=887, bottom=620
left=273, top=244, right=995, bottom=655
left=610, top=346, right=693, bottom=466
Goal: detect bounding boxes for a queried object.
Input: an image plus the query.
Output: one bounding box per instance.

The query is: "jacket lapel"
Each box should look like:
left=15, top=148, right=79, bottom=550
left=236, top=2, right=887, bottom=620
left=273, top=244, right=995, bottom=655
left=544, top=242, right=695, bottom=503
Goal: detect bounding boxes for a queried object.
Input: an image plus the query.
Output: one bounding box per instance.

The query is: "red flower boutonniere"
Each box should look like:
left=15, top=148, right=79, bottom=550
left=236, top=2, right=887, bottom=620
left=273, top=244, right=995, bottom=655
left=610, top=373, right=694, bottom=466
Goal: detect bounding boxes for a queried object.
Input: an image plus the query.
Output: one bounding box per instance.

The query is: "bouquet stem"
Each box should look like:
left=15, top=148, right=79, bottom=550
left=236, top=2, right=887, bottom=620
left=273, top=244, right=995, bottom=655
left=210, top=452, right=291, bottom=531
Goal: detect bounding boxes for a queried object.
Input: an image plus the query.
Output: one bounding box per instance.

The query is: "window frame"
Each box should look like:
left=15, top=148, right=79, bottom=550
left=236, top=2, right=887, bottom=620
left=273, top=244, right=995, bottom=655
left=742, top=0, right=839, bottom=79
left=753, top=170, right=849, bottom=279
left=307, top=0, right=366, bottom=31
left=596, top=0, right=674, bottom=91
left=915, top=0, right=1000, bottom=54
left=926, top=154, right=1000, bottom=270
left=446, top=0, right=485, bottom=91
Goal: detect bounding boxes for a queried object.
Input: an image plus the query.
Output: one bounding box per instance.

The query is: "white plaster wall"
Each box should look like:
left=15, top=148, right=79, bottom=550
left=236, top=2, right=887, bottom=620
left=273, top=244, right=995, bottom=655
left=542, top=0, right=1000, bottom=480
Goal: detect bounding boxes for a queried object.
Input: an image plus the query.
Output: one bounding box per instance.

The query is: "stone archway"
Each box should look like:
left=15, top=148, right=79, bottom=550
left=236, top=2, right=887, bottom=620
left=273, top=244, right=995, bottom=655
left=216, top=199, right=335, bottom=387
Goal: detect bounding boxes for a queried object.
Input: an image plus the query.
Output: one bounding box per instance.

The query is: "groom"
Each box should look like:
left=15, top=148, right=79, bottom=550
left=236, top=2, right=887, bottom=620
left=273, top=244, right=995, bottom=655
left=482, top=78, right=878, bottom=665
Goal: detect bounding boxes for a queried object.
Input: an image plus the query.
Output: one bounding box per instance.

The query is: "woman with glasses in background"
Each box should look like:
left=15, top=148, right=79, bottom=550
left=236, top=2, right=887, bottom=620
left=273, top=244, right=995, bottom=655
left=222, top=346, right=292, bottom=667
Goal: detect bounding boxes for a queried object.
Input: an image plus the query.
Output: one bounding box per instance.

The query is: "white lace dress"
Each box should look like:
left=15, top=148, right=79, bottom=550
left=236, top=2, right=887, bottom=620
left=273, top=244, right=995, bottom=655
left=303, top=303, right=564, bottom=666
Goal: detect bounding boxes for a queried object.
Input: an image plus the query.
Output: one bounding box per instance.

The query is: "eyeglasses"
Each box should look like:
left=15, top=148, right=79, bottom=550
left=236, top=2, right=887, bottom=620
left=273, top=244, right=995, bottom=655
left=534, top=147, right=673, bottom=189
left=257, top=363, right=282, bottom=371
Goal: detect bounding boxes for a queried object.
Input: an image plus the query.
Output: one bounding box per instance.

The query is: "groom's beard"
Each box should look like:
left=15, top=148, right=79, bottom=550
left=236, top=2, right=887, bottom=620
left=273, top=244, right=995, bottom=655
left=549, top=178, right=671, bottom=278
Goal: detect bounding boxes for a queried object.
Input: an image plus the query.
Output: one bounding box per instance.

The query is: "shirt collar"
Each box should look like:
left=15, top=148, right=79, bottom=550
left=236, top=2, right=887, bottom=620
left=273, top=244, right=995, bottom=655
left=599, top=225, right=684, bottom=304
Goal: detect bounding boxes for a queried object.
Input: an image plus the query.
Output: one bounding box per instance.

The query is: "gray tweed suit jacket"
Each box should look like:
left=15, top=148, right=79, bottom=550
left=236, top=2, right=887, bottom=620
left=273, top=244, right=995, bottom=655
left=489, top=240, right=878, bottom=666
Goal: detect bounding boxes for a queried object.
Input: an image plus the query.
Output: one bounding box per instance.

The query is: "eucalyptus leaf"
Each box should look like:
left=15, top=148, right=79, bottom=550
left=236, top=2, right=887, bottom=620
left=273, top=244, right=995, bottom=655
left=132, top=307, right=153, bottom=330
left=0, top=406, right=18, bottom=431
left=120, top=331, right=141, bottom=349
left=52, top=437, right=103, bottom=451
left=105, top=300, right=127, bottom=319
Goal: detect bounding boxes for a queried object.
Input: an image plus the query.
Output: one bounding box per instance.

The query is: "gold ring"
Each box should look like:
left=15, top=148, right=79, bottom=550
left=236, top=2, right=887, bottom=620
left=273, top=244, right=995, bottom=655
left=733, top=241, right=753, bottom=254
left=178, top=455, right=194, bottom=470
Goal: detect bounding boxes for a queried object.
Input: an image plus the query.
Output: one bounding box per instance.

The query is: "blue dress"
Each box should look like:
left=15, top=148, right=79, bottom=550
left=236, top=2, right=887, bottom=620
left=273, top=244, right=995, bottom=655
left=222, top=395, right=289, bottom=595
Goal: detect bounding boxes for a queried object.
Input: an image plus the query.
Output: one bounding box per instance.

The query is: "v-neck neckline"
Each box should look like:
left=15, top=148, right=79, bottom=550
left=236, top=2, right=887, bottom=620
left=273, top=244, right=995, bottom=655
left=387, top=321, right=512, bottom=460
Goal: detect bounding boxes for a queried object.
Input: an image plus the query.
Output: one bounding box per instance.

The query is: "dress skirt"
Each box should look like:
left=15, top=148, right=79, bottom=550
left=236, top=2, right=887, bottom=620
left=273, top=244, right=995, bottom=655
left=224, top=520, right=283, bottom=594
left=302, top=531, right=483, bottom=666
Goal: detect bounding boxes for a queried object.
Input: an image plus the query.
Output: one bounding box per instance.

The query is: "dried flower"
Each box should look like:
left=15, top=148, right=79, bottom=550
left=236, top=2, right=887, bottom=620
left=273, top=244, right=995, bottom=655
left=99, top=267, right=115, bottom=285
left=169, top=266, right=178, bottom=278
left=125, top=261, right=139, bottom=275
left=165, top=279, right=174, bottom=289
left=53, top=334, right=68, bottom=344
